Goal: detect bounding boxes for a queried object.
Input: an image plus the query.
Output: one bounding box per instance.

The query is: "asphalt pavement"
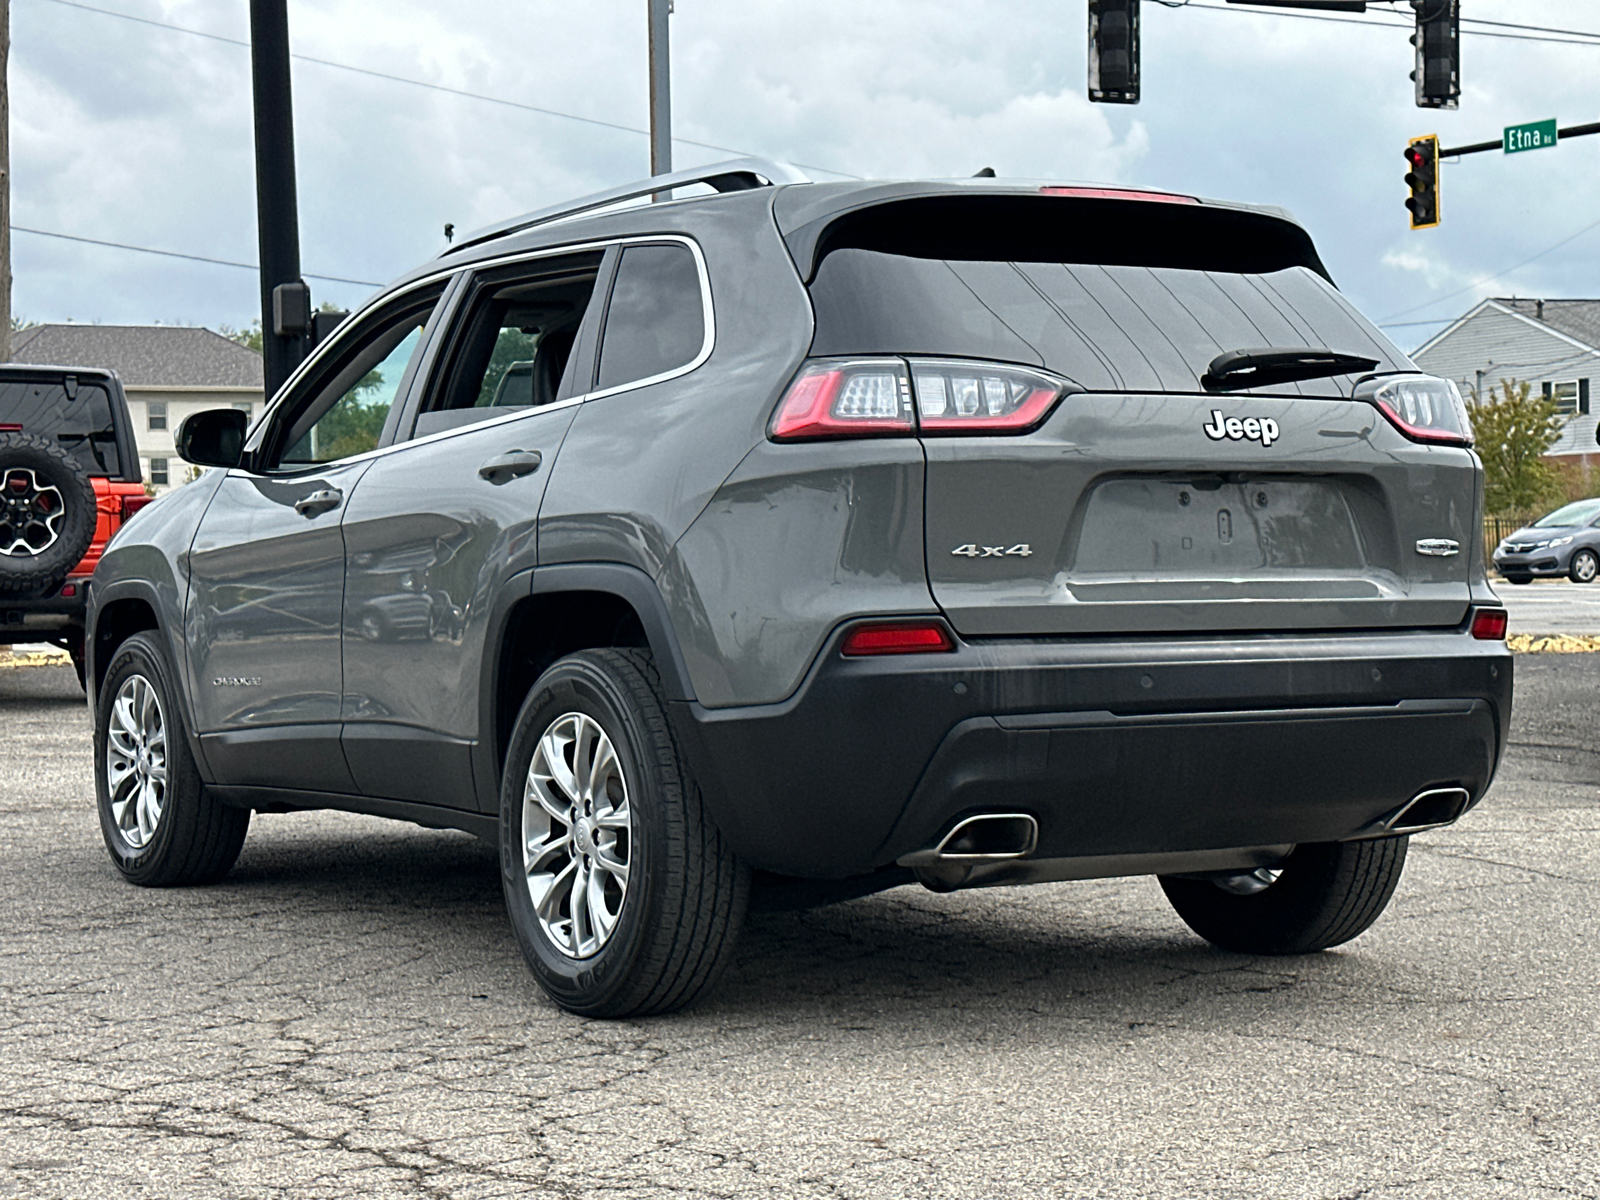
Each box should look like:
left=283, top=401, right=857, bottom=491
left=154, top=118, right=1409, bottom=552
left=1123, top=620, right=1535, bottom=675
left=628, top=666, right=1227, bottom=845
left=2, top=656, right=1597, bottom=1199
left=1495, top=576, right=1600, bottom=636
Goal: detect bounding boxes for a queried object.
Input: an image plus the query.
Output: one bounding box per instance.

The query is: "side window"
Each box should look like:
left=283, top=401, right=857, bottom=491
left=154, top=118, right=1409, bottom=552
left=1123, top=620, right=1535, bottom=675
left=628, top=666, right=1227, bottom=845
left=409, top=252, right=604, bottom=441
left=267, top=287, right=444, bottom=470
left=595, top=243, right=706, bottom=392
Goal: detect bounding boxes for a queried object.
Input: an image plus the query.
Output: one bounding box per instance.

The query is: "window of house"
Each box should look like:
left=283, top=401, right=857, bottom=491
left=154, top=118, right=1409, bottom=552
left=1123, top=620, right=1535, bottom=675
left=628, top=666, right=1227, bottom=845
left=595, top=243, right=707, bottom=392
left=1544, top=380, right=1580, bottom=415
left=148, top=401, right=168, bottom=431
left=149, top=457, right=169, bottom=486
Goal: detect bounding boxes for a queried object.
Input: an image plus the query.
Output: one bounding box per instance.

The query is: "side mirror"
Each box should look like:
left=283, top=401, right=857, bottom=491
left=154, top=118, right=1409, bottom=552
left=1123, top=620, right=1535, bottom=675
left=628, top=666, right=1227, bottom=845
left=177, top=408, right=249, bottom=470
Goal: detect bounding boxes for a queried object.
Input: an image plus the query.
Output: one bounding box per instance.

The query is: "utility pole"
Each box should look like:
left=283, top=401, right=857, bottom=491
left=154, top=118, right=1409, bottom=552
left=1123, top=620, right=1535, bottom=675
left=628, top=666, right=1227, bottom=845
left=249, top=0, right=306, bottom=398
left=647, top=0, right=671, bottom=188
left=1, top=0, right=12, bottom=364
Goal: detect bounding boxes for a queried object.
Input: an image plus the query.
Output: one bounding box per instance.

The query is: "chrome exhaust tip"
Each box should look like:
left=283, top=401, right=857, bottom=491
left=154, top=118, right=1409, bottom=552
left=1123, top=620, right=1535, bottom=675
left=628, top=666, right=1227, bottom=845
left=897, top=813, right=1040, bottom=893
left=1385, top=786, right=1471, bottom=835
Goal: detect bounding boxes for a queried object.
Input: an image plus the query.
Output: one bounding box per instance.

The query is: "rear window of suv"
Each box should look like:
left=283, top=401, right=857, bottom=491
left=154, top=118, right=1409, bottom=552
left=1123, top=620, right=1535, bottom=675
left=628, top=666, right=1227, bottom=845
left=0, top=378, right=125, bottom=476
left=802, top=196, right=1409, bottom=396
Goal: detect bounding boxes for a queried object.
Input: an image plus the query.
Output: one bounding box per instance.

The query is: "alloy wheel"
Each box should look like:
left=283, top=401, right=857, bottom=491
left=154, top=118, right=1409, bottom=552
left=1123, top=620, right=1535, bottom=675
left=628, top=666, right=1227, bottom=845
left=105, top=674, right=168, bottom=849
left=0, top=467, right=65, bottom=556
left=523, top=712, right=633, bottom=958
left=1575, top=551, right=1598, bottom=583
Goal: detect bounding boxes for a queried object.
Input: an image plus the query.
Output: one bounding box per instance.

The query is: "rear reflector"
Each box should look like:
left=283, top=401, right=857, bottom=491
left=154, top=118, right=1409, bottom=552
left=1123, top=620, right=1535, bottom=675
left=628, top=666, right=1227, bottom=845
left=60, top=583, right=77, bottom=598
left=0, top=423, right=21, bottom=432
left=1355, top=374, right=1474, bottom=447
left=840, top=620, right=956, bottom=656
left=120, top=495, right=154, bottom=520
left=1039, top=186, right=1198, bottom=204
left=1470, top=608, right=1507, bottom=641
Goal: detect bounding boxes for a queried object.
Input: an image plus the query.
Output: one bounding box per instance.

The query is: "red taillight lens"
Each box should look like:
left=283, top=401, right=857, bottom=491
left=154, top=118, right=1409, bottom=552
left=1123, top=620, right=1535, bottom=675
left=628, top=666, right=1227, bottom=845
left=120, top=495, right=154, bottom=520
left=911, top=359, right=1069, bottom=433
left=771, top=358, right=1072, bottom=441
left=770, top=359, right=914, bottom=440
left=1355, top=374, right=1474, bottom=447
left=1470, top=608, right=1508, bottom=641
left=1039, top=186, right=1198, bottom=204
left=840, top=619, right=956, bottom=657
left=0, top=423, right=21, bottom=432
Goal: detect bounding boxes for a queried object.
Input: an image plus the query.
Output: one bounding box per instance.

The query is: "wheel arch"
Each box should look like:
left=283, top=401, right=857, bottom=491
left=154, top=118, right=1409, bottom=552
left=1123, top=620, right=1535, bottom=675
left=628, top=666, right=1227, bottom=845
left=475, top=563, right=697, bottom=805
left=88, top=580, right=214, bottom=780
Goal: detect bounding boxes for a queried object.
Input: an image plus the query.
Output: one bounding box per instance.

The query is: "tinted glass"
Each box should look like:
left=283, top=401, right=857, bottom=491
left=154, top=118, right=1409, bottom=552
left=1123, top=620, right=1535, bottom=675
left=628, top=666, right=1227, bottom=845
left=0, top=379, right=124, bottom=476
left=808, top=250, right=1409, bottom=396
left=1534, top=499, right=1600, bottom=528
left=595, top=244, right=705, bottom=391
left=282, top=322, right=425, bottom=465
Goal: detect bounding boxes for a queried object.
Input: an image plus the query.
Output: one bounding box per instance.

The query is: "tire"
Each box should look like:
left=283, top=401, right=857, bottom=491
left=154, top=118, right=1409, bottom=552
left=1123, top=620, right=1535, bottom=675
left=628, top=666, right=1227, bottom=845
left=1503, top=575, right=1533, bottom=585
left=1159, top=837, right=1408, bottom=955
left=499, top=648, right=748, bottom=1017
left=0, top=431, right=98, bottom=596
left=94, top=631, right=250, bottom=886
left=1569, top=549, right=1598, bottom=584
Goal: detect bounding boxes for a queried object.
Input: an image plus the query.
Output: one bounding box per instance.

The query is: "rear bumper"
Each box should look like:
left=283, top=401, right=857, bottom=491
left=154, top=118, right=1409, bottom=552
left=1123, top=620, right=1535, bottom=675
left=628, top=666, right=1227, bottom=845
left=1, top=579, right=88, bottom=643
left=673, top=622, right=1513, bottom=879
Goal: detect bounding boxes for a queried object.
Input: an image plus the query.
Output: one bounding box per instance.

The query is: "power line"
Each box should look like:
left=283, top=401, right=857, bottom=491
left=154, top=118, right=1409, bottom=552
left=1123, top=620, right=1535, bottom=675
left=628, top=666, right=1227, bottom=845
left=1378, top=213, right=1600, bottom=323
left=1154, top=2, right=1600, bottom=48
left=35, top=0, right=862, bottom=180
left=11, top=225, right=383, bottom=287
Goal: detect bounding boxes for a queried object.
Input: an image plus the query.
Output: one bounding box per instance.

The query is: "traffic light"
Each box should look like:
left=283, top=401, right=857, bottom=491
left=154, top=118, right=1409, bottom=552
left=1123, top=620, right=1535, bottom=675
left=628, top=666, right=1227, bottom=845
left=1404, top=135, right=1440, bottom=230
left=1088, top=0, right=1140, bottom=105
left=1411, top=0, right=1459, bottom=110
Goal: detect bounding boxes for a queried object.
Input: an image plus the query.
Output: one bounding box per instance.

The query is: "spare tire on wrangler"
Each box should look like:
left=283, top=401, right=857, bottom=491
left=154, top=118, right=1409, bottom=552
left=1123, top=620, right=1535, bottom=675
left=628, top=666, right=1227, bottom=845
left=0, top=431, right=98, bottom=596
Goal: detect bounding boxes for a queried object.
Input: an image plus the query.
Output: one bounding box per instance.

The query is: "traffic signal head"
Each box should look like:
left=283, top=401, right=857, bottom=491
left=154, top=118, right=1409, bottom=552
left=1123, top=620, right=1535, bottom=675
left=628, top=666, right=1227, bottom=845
left=1088, top=0, right=1140, bottom=105
left=1410, top=0, right=1460, bottom=110
left=1404, top=135, right=1440, bottom=229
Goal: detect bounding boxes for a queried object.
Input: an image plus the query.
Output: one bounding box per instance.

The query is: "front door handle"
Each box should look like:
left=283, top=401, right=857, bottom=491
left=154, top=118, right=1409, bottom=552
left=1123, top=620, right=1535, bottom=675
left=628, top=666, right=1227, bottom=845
left=293, top=488, right=343, bottom=517
left=478, top=449, right=543, bottom=485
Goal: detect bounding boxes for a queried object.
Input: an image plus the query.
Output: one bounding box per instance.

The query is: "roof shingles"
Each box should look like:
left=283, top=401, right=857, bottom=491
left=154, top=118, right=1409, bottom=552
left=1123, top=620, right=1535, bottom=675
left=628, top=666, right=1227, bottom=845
left=9, top=324, right=263, bottom=388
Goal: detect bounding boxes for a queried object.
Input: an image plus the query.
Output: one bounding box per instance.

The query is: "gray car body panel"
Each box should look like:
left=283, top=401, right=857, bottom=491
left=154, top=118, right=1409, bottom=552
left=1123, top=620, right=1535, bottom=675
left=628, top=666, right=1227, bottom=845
left=86, top=174, right=1512, bottom=875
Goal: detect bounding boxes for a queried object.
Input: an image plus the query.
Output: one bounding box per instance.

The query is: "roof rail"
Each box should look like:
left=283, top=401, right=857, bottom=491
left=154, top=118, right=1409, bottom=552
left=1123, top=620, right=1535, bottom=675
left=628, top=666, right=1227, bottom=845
left=445, top=157, right=811, bottom=256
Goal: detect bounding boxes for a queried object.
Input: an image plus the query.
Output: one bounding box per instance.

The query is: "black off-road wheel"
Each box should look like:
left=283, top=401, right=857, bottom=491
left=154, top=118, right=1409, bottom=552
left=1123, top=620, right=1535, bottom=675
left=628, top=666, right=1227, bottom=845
left=0, top=431, right=97, bottom=596
left=1159, top=837, right=1408, bottom=955
left=500, top=648, right=748, bottom=1017
left=94, top=631, right=250, bottom=886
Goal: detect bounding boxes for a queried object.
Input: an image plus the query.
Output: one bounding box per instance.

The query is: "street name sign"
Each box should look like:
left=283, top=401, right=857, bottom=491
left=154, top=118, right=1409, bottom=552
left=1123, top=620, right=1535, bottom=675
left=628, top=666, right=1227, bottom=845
left=1504, top=119, right=1558, bottom=154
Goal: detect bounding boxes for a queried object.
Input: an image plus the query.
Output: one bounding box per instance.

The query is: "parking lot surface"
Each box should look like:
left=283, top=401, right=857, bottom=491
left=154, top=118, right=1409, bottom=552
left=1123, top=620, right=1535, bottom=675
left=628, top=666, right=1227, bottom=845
left=2, top=657, right=1597, bottom=1199
left=1496, top=576, right=1600, bottom=636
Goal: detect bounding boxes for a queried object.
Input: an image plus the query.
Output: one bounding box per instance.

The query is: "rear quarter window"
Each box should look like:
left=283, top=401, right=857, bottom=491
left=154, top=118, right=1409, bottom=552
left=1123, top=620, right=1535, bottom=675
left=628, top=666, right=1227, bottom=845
left=595, top=243, right=707, bottom=392
left=0, top=379, right=125, bottom=476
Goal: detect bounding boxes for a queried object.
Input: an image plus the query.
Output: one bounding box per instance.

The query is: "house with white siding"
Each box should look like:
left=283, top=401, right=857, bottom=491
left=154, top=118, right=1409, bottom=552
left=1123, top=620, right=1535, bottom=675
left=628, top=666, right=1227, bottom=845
left=9, top=325, right=264, bottom=493
left=1412, top=298, right=1600, bottom=468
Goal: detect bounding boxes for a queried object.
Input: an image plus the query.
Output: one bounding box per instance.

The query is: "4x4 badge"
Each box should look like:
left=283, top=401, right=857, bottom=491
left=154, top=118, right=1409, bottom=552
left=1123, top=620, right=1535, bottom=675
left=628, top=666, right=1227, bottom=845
left=1203, top=410, right=1280, bottom=448
left=952, top=544, right=1032, bottom=558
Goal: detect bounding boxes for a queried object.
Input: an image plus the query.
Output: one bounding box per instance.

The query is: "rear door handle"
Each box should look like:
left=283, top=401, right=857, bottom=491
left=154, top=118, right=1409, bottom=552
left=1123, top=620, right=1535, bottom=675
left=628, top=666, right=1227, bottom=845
left=478, top=449, right=543, bottom=484
left=293, top=488, right=342, bottom=517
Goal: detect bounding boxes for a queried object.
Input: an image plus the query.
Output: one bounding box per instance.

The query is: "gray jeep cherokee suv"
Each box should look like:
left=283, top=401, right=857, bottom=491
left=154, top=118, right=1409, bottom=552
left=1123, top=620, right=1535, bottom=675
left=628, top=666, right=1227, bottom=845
left=88, top=160, right=1512, bottom=1016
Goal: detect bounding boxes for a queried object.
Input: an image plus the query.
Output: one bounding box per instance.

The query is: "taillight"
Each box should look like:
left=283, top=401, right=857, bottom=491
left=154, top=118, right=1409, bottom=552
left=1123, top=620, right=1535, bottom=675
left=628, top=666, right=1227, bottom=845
left=770, top=358, right=914, bottom=440
left=1470, top=608, right=1508, bottom=641
left=120, top=495, right=154, bottom=520
left=771, top=357, right=1072, bottom=441
left=912, top=359, right=1068, bottom=433
left=840, top=619, right=956, bottom=656
left=1355, top=374, right=1473, bottom=447
left=0, top=423, right=21, bottom=432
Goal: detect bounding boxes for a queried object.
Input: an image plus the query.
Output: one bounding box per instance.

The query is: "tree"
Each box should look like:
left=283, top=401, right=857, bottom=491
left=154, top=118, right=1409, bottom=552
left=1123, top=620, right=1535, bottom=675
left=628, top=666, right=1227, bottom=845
left=1470, top=378, right=1566, bottom=514
left=220, top=318, right=264, bottom=354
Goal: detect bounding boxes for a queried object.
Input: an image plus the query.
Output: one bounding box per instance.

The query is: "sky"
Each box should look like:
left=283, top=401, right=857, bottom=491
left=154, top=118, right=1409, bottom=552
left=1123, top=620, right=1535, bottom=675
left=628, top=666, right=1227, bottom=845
left=10, top=0, right=1600, bottom=353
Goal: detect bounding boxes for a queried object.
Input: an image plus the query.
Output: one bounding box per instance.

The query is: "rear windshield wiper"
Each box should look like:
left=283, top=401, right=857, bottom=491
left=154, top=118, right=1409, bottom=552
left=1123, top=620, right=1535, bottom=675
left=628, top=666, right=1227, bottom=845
left=1201, top=347, right=1380, bottom=393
